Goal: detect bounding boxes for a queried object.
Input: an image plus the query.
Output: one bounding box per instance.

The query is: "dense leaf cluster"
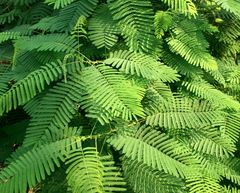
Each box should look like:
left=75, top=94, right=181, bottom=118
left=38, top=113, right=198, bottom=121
left=0, top=0, right=240, bottom=192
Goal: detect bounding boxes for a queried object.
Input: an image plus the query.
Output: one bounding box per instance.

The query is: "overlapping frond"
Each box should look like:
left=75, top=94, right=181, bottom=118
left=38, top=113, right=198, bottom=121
left=146, top=97, right=222, bottom=129
left=213, top=0, right=240, bottom=17
left=109, top=125, right=199, bottom=178
left=0, top=60, right=81, bottom=116
left=186, top=175, right=222, bottom=193
left=66, top=147, right=126, bottom=193
left=188, top=126, right=236, bottom=157
left=78, top=64, right=145, bottom=124
left=122, top=158, right=187, bottom=193
left=31, top=0, right=98, bottom=32
left=0, top=9, right=20, bottom=25
left=182, top=79, right=240, bottom=110
left=14, top=34, right=78, bottom=53
left=44, top=0, right=75, bottom=9
left=0, top=25, right=31, bottom=44
left=88, top=5, right=120, bottom=50
left=0, top=0, right=240, bottom=192
left=105, top=50, right=179, bottom=82
left=0, top=137, right=82, bottom=193
left=167, top=19, right=218, bottom=71
left=159, top=0, right=197, bottom=16
left=108, top=0, right=159, bottom=53
left=154, top=11, right=173, bottom=38
left=23, top=79, right=82, bottom=147
left=223, top=186, right=240, bottom=193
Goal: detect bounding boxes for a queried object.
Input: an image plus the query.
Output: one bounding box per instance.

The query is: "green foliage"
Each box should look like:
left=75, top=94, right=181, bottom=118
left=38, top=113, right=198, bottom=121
left=78, top=64, right=145, bottom=124
left=88, top=5, right=120, bottom=50
left=0, top=0, right=240, bottom=193
left=108, top=0, right=159, bottom=53
left=159, top=0, right=197, bottom=16
left=105, top=50, right=179, bottom=82
left=66, top=147, right=126, bottom=192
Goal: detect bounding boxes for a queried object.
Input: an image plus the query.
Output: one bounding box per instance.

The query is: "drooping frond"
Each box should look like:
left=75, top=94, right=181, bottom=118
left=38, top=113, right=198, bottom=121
left=0, top=25, right=31, bottom=44
left=31, top=0, right=98, bottom=32
left=224, top=113, right=240, bottom=142
left=122, top=157, right=187, bottom=193
left=143, top=80, right=173, bottom=105
left=0, top=60, right=81, bottom=116
left=154, top=11, right=173, bottom=38
left=0, top=137, right=82, bottom=193
left=185, top=175, right=222, bottom=193
left=23, top=79, right=82, bottom=147
left=108, top=0, right=159, bottom=53
left=161, top=45, right=203, bottom=77
left=222, top=186, right=240, bottom=193
left=188, top=126, right=236, bottom=157
left=66, top=147, right=126, bottom=193
left=159, top=0, right=197, bottom=16
left=14, top=34, right=78, bottom=53
left=88, top=5, right=120, bottom=50
left=109, top=125, right=199, bottom=178
left=0, top=9, right=20, bottom=25
left=226, top=65, right=240, bottom=84
left=217, top=13, right=240, bottom=44
left=145, top=97, right=223, bottom=129
left=44, top=0, right=75, bottom=9
left=78, top=64, right=145, bottom=123
left=167, top=18, right=218, bottom=71
left=213, top=0, right=240, bottom=17
left=182, top=78, right=240, bottom=110
left=104, top=50, right=179, bottom=82
left=20, top=2, right=53, bottom=24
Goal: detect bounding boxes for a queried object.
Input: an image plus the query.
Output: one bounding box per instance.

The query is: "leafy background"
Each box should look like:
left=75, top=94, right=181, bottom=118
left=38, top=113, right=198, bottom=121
left=0, top=0, right=240, bottom=192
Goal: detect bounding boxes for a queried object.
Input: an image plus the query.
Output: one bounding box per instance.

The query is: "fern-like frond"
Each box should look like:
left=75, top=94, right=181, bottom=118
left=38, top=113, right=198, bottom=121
left=78, top=64, right=145, bottom=123
left=122, top=157, right=187, bottom=193
left=217, top=13, right=240, bottom=44
left=143, top=80, right=173, bottom=104
left=66, top=147, right=126, bottom=193
left=88, top=5, right=120, bottom=50
left=0, top=9, right=20, bottom=25
left=210, top=157, right=240, bottom=186
left=154, top=11, right=173, bottom=38
left=0, top=137, right=82, bottom=193
left=20, top=2, right=53, bottom=24
left=105, top=50, right=179, bottom=82
left=226, top=65, right=240, bottom=84
left=213, top=0, right=240, bottom=17
left=44, top=0, right=75, bottom=9
left=161, top=45, right=203, bottom=77
left=146, top=97, right=222, bottom=129
left=0, top=25, right=31, bottom=44
left=109, top=125, right=199, bottom=178
left=31, top=0, right=98, bottom=32
left=23, top=79, right=82, bottom=147
left=224, top=114, right=240, bottom=142
left=108, top=0, right=159, bottom=53
left=223, top=186, right=240, bottom=193
left=159, top=0, right=197, bottom=16
left=14, top=34, right=78, bottom=53
left=188, top=126, right=236, bottom=157
left=0, top=60, right=81, bottom=116
left=182, top=78, right=240, bottom=110
left=167, top=19, right=218, bottom=71
left=186, top=175, right=222, bottom=193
